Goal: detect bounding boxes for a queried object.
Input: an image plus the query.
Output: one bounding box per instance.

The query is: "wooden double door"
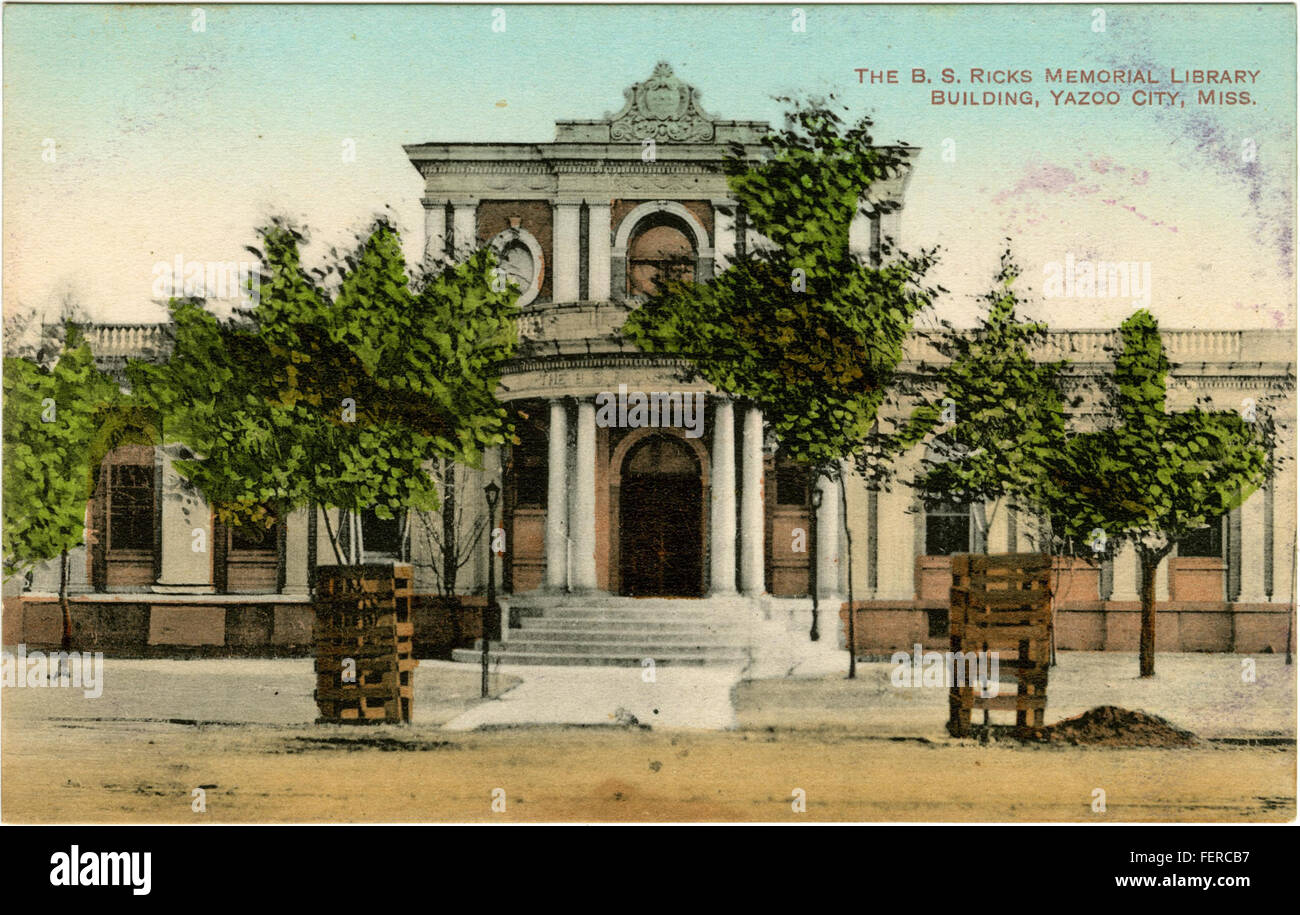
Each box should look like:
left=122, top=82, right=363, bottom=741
left=618, top=436, right=703, bottom=596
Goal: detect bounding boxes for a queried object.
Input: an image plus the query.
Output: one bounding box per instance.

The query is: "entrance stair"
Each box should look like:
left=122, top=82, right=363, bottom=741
left=450, top=594, right=752, bottom=667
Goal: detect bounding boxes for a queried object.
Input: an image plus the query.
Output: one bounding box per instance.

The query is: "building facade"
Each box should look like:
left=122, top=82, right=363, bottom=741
left=5, top=64, right=1295, bottom=660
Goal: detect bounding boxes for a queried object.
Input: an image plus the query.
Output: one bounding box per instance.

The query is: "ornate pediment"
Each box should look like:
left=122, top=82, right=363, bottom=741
left=607, top=62, right=716, bottom=143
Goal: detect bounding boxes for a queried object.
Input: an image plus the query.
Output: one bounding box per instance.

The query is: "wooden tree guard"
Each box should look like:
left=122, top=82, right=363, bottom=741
left=948, top=553, right=1052, bottom=738
left=314, top=563, right=417, bottom=724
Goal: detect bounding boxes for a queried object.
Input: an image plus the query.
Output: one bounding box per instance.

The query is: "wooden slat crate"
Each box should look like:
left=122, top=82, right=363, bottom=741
left=948, top=553, right=1052, bottom=738
left=313, top=563, right=417, bottom=724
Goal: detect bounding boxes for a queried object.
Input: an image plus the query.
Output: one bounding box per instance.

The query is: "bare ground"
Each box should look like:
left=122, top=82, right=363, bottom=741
left=2, top=657, right=1293, bottom=822
left=3, top=714, right=1292, bottom=822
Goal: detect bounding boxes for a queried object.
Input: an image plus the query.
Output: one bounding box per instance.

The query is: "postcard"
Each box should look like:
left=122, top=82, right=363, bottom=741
left=2, top=2, right=1295, bottom=850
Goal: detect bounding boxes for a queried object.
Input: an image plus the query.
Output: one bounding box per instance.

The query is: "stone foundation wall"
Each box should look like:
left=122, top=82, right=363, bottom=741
left=841, top=601, right=1295, bottom=655
left=2, top=595, right=488, bottom=658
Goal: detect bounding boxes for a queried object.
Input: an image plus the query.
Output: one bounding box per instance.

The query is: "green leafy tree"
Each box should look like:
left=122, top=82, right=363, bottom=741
left=3, top=319, right=120, bottom=655
left=890, top=251, right=1071, bottom=548
left=131, top=217, right=518, bottom=571
left=1049, top=310, right=1278, bottom=677
left=625, top=96, right=942, bottom=673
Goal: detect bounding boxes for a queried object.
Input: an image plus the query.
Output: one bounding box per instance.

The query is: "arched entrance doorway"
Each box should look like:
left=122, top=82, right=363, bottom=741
left=618, top=433, right=704, bottom=596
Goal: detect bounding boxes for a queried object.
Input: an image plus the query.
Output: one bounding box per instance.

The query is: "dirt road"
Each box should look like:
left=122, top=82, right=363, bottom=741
left=3, top=715, right=1292, bottom=822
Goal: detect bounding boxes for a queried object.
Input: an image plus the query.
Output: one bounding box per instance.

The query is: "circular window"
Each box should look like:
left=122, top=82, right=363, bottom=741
left=490, top=228, right=544, bottom=306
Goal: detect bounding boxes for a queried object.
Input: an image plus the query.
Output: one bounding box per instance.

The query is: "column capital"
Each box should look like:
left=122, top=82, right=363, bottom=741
left=420, top=197, right=449, bottom=209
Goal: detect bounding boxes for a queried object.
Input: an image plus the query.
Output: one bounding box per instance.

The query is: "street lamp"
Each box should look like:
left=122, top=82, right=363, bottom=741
left=482, top=480, right=501, bottom=699
left=809, top=482, right=823, bottom=641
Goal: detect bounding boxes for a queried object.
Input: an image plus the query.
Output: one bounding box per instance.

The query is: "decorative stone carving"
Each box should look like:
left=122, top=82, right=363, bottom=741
left=608, top=62, right=716, bottom=143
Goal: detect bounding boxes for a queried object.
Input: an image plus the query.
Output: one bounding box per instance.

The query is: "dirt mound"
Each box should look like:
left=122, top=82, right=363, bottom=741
left=1038, top=705, right=1200, bottom=748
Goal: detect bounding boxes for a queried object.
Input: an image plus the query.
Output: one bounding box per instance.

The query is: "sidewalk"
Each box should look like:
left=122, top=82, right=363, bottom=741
left=441, top=662, right=744, bottom=731
left=2, top=652, right=1292, bottom=738
left=735, top=651, right=1296, bottom=739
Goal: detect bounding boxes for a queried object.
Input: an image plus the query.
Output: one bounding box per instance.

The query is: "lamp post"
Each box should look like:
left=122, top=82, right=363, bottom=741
left=809, top=482, right=823, bottom=641
left=482, top=480, right=500, bottom=699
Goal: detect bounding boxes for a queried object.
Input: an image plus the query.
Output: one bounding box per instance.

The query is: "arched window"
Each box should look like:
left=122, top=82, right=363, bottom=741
left=627, top=216, right=695, bottom=296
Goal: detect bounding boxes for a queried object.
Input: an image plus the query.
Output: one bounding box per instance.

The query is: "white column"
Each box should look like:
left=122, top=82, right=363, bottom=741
left=712, top=200, right=737, bottom=274
left=544, top=399, right=569, bottom=591
left=878, top=209, right=902, bottom=261
left=422, top=199, right=447, bottom=267
left=553, top=202, right=581, bottom=302
left=154, top=446, right=214, bottom=593
left=739, top=405, right=765, bottom=595
left=985, top=501, right=1009, bottom=553
left=1239, top=488, right=1269, bottom=602
left=815, top=472, right=841, bottom=600
left=874, top=478, right=916, bottom=600
left=709, top=398, right=737, bottom=595
left=1269, top=475, right=1291, bottom=602
left=849, top=202, right=873, bottom=263
left=1155, top=553, right=1170, bottom=602
left=587, top=203, right=612, bottom=301
left=283, top=507, right=310, bottom=596
left=1111, top=542, right=1140, bottom=601
left=451, top=200, right=477, bottom=260
left=569, top=399, right=598, bottom=591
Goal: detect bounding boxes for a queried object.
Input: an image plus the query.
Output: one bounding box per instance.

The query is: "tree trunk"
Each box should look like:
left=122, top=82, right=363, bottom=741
left=442, top=461, right=458, bottom=595
left=807, top=468, right=820, bottom=641
left=442, top=461, right=461, bottom=645
left=1139, top=551, right=1158, bottom=678
left=838, top=474, right=856, bottom=679
left=57, top=548, right=72, bottom=681
left=59, top=547, right=72, bottom=652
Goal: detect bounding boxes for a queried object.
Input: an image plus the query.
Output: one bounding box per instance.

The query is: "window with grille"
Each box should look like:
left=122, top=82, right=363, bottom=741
left=925, top=501, right=972, bottom=555
left=362, top=509, right=404, bottom=558
left=107, top=464, right=154, bottom=551
left=1180, top=516, right=1225, bottom=558
left=229, top=513, right=277, bottom=552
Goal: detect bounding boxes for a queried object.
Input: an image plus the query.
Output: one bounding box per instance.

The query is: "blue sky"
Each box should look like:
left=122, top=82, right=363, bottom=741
left=4, top=3, right=1296, bottom=328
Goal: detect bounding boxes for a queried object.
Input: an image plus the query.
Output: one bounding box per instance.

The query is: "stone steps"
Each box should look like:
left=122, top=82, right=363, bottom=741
left=465, top=639, right=743, bottom=656
left=520, top=616, right=738, bottom=631
left=450, top=647, right=748, bottom=667
left=513, top=628, right=741, bottom=644
left=453, top=596, right=752, bottom=667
